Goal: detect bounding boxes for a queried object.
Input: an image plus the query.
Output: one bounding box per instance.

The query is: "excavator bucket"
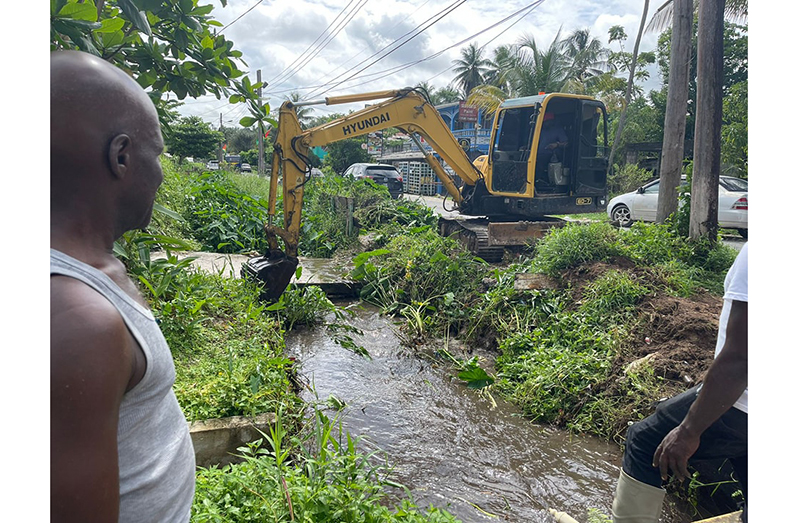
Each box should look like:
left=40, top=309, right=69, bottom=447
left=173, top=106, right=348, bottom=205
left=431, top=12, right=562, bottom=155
left=240, top=250, right=299, bottom=303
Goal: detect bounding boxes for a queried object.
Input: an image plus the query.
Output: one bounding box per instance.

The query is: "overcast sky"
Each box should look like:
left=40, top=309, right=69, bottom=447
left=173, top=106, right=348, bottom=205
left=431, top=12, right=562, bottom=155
left=180, top=0, right=666, bottom=127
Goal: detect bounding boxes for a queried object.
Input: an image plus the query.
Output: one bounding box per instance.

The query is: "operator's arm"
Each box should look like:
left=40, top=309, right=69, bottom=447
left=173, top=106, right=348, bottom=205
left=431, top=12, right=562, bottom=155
left=653, top=299, right=748, bottom=481
left=51, top=277, right=137, bottom=523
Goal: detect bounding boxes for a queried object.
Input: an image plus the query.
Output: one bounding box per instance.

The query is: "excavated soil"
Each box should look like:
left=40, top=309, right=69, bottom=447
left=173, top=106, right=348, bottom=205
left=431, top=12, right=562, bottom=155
left=561, top=257, right=722, bottom=396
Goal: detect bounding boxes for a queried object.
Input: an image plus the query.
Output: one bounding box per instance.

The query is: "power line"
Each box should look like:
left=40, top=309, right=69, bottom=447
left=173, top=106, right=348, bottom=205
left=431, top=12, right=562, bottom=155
left=300, top=0, right=434, bottom=95
left=310, top=0, right=545, bottom=98
left=274, top=0, right=370, bottom=90
left=424, top=0, right=545, bottom=85
left=265, top=0, right=369, bottom=91
left=250, top=0, right=545, bottom=99
left=199, top=0, right=546, bottom=122
left=303, top=0, right=468, bottom=99
left=219, top=0, right=264, bottom=34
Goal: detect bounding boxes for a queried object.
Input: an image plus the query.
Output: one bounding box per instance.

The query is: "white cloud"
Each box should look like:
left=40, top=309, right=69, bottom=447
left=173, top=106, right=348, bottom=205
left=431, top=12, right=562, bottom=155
left=181, top=0, right=666, bottom=125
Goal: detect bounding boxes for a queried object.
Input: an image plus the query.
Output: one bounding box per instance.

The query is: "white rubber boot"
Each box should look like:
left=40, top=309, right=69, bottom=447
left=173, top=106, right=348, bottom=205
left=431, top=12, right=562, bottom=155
left=611, top=469, right=666, bottom=523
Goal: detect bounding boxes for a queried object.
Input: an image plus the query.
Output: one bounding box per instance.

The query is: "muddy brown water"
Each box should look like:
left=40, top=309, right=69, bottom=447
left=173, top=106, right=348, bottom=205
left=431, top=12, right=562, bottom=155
left=285, top=302, right=696, bottom=523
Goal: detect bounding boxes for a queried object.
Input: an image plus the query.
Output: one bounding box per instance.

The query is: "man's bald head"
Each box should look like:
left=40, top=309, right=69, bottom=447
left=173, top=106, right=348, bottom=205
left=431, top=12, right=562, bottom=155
left=51, top=50, right=165, bottom=236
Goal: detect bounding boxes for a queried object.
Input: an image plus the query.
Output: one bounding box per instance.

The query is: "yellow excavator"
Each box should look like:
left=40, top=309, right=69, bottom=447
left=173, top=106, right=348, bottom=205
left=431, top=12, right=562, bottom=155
left=242, top=88, right=609, bottom=300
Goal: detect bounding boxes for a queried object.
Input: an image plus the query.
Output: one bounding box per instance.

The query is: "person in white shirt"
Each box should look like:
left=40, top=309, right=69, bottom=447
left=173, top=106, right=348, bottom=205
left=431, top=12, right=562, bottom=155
left=611, top=243, right=748, bottom=522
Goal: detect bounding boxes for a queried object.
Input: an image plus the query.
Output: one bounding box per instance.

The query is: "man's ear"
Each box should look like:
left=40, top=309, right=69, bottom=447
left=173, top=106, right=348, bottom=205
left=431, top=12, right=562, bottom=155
left=108, top=134, right=132, bottom=179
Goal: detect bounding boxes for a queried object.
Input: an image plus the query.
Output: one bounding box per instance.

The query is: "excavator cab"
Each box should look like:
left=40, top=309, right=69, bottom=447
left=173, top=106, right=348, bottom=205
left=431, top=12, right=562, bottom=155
left=485, top=93, right=608, bottom=215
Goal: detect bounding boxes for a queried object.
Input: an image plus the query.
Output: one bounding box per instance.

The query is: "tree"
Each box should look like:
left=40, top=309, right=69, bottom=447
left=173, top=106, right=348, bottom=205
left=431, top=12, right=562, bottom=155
left=483, top=45, right=516, bottom=93
left=657, top=0, right=693, bottom=224
left=511, top=30, right=571, bottom=95
left=607, top=1, right=652, bottom=171
left=562, top=28, right=610, bottom=93
left=50, top=0, right=258, bottom=119
left=432, top=84, right=462, bottom=104
left=452, top=42, right=491, bottom=96
left=465, top=31, right=573, bottom=116
left=223, top=127, right=257, bottom=154
left=165, top=116, right=223, bottom=163
left=286, top=92, right=314, bottom=129
left=721, top=80, right=747, bottom=177
left=322, top=139, right=370, bottom=175
left=51, top=0, right=275, bottom=136
left=690, top=0, right=725, bottom=243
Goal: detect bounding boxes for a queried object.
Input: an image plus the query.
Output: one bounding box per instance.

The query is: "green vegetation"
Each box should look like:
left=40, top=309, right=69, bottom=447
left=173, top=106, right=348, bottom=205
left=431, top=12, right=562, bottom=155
left=193, top=408, right=459, bottom=523
left=165, top=116, right=224, bottom=164
left=350, top=219, right=738, bottom=441
left=115, top=159, right=463, bottom=521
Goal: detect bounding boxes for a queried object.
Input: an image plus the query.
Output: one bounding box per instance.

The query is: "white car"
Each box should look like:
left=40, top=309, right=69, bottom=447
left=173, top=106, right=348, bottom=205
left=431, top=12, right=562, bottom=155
left=206, top=160, right=220, bottom=171
left=607, top=175, right=748, bottom=238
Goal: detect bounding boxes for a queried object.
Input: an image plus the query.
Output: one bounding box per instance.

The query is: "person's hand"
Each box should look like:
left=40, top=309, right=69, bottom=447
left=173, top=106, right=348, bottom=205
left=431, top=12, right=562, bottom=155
left=652, top=424, right=701, bottom=481
left=547, top=142, right=559, bottom=149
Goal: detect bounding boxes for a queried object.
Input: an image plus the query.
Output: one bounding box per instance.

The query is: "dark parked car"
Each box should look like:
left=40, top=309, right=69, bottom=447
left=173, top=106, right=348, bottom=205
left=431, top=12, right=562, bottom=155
left=343, top=163, right=404, bottom=199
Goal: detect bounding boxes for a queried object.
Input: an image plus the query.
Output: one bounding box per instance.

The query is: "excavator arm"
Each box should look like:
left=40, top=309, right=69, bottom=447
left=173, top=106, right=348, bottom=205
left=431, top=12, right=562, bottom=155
left=245, top=88, right=484, bottom=301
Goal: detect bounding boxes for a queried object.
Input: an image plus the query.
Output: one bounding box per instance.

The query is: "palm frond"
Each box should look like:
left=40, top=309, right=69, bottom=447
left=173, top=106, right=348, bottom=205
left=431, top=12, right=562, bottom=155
left=646, top=0, right=748, bottom=34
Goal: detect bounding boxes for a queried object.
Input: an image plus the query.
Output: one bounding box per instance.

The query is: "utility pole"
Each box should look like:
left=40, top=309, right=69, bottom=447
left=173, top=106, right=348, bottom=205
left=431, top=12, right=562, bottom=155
left=257, top=69, right=265, bottom=177
left=218, top=112, right=224, bottom=162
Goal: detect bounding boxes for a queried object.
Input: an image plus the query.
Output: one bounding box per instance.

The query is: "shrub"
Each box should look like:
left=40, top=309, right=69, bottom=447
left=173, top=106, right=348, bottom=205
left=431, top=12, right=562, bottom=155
left=185, top=172, right=271, bottom=253
left=351, top=230, right=486, bottom=312
left=192, top=408, right=459, bottom=522
left=530, top=222, right=623, bottom=276
left=496, top=312, right=617, bottom=424
left=579, top=270, right=650, bottom=316
left=607, top=163, right=654, bottom=197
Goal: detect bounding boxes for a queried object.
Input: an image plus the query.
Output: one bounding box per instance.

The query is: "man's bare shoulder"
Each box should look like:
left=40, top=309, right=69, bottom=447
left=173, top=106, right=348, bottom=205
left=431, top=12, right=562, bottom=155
left=51, top=275, right=135, bottom=389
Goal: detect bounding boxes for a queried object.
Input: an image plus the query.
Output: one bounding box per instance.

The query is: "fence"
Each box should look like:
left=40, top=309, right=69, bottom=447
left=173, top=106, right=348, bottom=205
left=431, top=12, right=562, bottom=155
left=392, top=160, right=463, bottom=196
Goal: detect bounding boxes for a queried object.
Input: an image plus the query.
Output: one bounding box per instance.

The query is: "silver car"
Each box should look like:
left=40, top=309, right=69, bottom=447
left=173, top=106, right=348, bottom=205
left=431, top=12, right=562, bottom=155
left=607, top=175, right=748, bottom=238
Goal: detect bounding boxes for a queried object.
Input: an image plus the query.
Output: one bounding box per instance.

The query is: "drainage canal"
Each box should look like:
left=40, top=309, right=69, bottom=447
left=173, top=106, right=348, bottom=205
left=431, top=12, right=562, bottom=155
left=285, top=302, right=694, bottom=523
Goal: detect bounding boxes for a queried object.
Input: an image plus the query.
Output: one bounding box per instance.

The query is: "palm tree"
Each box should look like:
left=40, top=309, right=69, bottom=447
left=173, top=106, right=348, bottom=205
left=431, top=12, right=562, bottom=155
left=608, top=0, right=651, bottom=169
left=452, top=42, right=491, bottom=96
left=466, top=84, right=509, bottom=117
left=563, top=28, right=610, bottom=88
left=414, top=81, right=438, bottom=103
left=483, top=44, right=516, bottom=92
left=465, top=31, right=573, bottom=116
left=645, top=0, right=747, bottom=32
left=286, top=92, right=313, bottom=129
left=510, top=29, right=571, bottom=96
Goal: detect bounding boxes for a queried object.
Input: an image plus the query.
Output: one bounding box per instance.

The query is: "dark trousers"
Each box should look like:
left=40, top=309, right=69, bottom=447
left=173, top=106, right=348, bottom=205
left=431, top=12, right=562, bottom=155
left=622, top=386, right=748, bottom=518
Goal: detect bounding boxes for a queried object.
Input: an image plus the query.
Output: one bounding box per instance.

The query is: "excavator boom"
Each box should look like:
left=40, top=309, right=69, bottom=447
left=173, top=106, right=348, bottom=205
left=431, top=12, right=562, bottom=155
left=243, top=88, right=609, bottom=300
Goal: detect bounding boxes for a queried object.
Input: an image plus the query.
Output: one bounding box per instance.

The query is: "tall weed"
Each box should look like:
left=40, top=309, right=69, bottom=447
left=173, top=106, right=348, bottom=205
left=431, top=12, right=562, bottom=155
left=185, top=171, right=271, bottom=253
left=530, top=222, right=623, bottom=275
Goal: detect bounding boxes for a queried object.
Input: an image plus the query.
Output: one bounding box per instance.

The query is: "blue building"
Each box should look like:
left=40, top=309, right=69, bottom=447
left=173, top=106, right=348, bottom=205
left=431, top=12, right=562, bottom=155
left=379, top=101, right=492, bottom=163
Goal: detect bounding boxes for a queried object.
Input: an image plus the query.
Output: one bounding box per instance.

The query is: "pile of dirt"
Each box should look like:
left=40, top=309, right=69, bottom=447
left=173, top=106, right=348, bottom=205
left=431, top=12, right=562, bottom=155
left=561, top=259, right=745, bottom=514
left=561, top=257, right=722, bottom=398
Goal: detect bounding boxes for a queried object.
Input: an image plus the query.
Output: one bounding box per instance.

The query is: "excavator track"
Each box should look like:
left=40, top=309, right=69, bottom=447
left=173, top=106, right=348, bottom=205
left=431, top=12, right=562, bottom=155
left=439, top=218, right=505, bottom=262
left=439, top=216, right=567, bottom=262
